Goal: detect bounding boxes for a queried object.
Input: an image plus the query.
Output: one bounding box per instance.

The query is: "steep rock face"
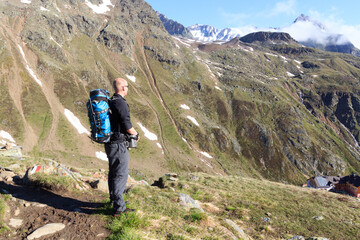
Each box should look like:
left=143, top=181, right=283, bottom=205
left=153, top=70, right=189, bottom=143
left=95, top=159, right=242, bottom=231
left=156, top=12, right=192, bottom=38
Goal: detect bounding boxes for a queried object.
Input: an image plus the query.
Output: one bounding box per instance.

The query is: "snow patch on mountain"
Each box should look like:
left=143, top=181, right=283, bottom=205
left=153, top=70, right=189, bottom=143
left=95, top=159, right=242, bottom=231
left=0, top=130, right=16, bottom=145
left=186, top=116, right=200, bottom=127
left=199, top=151, right=213, bottom=159
left=137, top=123, right=158, bottom=141
left=18, top=45, right=43, bottom=87
left=64, top=109, right=90, bottom=135
left=40, top=7, right=49, bottom=11
left=287, top=72, right=295, bottom=77
left=126, top=75, right=136, bottom=83
left=96, top=151, right=108, bottom=161
left=180, top=104, right=190, bottom=110
left=85, top=0, right=114, bottom=14
left=50, top=36, right=61, bottom=48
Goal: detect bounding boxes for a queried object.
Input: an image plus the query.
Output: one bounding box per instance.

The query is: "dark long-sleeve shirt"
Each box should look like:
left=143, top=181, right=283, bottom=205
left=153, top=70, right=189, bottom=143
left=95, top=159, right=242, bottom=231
left=109, top=94, right=133, bottom=138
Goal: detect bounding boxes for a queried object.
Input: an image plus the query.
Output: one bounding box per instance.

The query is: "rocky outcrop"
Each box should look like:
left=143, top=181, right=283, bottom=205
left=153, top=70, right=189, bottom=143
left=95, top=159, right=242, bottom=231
left=157, top=12, right=193, bottom=38
left=240, top=31, right=297, bottom=44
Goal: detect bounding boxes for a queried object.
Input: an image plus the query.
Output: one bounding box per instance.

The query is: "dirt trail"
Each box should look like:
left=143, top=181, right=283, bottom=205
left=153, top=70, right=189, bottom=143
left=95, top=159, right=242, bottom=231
left=134, top=34, right=193, bottom=151
left=1, top=180, right=109, bottom=239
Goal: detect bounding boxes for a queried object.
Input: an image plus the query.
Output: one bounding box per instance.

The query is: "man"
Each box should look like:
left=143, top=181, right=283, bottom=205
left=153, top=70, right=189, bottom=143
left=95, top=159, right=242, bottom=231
left=105, top=77, right=139, bottom=216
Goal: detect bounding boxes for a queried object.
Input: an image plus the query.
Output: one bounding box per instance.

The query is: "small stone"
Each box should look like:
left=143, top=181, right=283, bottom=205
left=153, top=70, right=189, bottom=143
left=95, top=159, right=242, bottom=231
left=265, top=212, right=271, bottom=217
left=189, top=175, right=199, bottom=181
left=0, top=170, right=15, bottom=180
left=181, top=184, right=190, bottom=189
left=312, top=215, right=324, bottom=221
left=261, top=217, right=271, bottom=222
left=306, top=237, right=329, bottom=240
left=170, top=187, right=175, bottom=192
left=178, top=193, right=204, bottom=212
left=9, top=218, right=23, bottom=228
left=225, top=219, right=253, bottom=240
left=97, top=233, right=105, bottom=237
left=34, top=203, right=47, bottom=208
left=288, top=236, right=305, bottom=240
left=23, top=202, right=31, bottom=207
left=14, top=208, right=20, bottom=216
left=99, top=169, right=106, bottom=173
left=168, top=177, right=178, bottom=182
left=27, top=223, right=66, bottom=240
left=165, top=173, right=178, bottom=178
left=92, top=180, right=108, bottom=193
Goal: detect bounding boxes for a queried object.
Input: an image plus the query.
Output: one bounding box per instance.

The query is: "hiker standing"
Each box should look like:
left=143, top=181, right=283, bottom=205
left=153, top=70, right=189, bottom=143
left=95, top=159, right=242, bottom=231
left=105, top=78, right=139, bottom=216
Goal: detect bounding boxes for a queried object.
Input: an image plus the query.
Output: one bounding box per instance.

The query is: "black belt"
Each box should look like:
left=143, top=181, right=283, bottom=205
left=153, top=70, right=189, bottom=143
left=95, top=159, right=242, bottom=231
left=110, top=132, right=126, bottom=143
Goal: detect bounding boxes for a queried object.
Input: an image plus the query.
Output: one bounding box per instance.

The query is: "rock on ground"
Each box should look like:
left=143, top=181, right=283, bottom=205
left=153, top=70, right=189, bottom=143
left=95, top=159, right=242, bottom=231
left=27, top=223, right=66, bottom=240
left=9, top=218, right=23, bottom=228
left=225, top=219, right=253, bottom=240
left=178, top=193, right=204, bottom=212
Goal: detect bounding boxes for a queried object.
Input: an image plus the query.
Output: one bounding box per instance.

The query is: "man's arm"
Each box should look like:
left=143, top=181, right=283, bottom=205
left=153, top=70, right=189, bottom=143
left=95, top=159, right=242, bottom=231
left=127, top=127, right=137, bottom=135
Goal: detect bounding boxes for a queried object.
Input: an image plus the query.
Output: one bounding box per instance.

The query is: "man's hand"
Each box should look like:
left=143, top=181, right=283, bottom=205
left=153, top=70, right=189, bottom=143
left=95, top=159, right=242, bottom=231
left=127, top=127, right=140, bottom=142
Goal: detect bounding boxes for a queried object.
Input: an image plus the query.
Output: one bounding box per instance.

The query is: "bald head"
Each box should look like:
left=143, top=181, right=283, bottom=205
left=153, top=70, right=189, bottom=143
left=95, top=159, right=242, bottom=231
left=113, top=78, right=129, bottom=97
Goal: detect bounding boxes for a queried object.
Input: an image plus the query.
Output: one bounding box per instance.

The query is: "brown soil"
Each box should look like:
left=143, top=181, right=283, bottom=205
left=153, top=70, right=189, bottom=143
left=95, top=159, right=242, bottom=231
left=0, top=181, right=110, bottom=240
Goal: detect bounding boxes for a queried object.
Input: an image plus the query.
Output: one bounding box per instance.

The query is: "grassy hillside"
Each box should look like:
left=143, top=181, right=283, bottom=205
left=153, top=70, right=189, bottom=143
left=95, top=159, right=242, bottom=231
left=103, top=173, right=360, bottom=240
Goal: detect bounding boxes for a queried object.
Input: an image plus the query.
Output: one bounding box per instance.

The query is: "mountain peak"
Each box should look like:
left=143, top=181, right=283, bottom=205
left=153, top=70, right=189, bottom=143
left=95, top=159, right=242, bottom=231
left=294, top=14, right=311, bottom=23
left=293, top=14, right=326, bottom=30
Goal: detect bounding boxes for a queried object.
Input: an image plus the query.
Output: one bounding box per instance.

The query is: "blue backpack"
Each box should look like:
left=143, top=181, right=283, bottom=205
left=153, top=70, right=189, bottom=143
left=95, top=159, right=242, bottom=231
left=87, top=89, right=112, bottom=143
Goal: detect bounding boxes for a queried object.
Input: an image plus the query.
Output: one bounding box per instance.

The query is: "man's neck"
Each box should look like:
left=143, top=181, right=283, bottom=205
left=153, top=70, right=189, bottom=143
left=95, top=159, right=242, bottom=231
left=116, top=92, right=125, bottom=98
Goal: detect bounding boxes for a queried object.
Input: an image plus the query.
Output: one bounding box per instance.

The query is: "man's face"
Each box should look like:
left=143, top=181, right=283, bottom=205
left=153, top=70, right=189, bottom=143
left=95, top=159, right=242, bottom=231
left=123, top=82, right=129, bottom=96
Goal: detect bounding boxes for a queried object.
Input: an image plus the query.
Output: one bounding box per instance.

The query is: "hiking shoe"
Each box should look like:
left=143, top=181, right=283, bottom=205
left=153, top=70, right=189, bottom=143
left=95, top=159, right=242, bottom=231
left=113, top=208, right=136, bottom=217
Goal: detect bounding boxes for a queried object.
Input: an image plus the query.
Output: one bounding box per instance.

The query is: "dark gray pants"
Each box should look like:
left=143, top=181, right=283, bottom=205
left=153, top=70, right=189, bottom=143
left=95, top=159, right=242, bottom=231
left=105, top=141, right=129, bottom=212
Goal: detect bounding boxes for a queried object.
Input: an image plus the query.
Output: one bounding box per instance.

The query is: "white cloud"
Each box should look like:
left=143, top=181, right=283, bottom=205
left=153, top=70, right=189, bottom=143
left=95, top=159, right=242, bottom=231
left=269, top=0, right=297, bottom=16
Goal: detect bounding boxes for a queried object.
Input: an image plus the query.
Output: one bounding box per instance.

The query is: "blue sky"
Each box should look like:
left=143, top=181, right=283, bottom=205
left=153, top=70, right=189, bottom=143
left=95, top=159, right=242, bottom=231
left=145, top=0, right=360, bottom=29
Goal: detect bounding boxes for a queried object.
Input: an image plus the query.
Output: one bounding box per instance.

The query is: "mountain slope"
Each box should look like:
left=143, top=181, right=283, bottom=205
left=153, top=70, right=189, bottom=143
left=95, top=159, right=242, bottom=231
left=0, top=0, right=360, bottom=184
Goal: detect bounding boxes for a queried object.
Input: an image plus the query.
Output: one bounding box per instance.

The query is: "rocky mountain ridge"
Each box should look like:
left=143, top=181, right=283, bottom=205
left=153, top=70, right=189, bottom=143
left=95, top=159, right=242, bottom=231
left=157, top=12, right=360, bottom=57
